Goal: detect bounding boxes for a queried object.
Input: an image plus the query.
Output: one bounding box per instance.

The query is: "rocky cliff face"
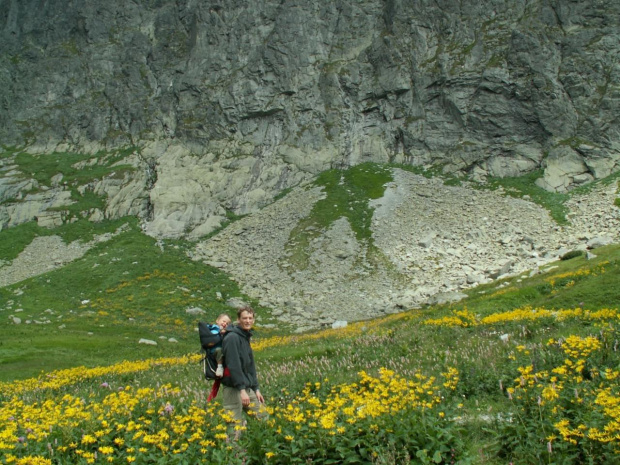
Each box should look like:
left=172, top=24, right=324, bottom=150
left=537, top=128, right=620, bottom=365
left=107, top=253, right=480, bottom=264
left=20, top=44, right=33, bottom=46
left=1, top=0, right=620, bottom=237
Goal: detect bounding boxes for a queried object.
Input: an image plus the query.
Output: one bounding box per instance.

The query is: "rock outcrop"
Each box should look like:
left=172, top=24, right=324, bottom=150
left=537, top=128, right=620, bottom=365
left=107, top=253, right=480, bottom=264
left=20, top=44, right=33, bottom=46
left=1, top=0, right=620, bottom=237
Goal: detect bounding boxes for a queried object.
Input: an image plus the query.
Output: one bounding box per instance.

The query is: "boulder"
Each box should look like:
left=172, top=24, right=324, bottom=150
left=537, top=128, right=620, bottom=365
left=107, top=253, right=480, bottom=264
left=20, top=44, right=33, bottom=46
left=37, top=211, right=64, bottom=228
left=536, top=147, right=592, bottom=193
left=587, top=236, right=614, bottom=249
left=426, top=291, right=468, bottom=306
left=185, top=307, right=206, bottom=315
left=226, top=298, right=250, bottom=310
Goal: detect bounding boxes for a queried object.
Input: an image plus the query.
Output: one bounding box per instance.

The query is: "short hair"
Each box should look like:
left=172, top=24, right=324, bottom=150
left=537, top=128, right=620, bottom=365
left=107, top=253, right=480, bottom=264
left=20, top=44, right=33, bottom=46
left=237, top=306, right=255, bottom=319
left=216, top=313, right=231, bottom=323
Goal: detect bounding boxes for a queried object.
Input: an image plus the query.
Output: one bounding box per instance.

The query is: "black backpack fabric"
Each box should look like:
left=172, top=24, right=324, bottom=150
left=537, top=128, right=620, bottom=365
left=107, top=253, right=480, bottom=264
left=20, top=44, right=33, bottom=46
left=198, top=322, right=223, bottom=380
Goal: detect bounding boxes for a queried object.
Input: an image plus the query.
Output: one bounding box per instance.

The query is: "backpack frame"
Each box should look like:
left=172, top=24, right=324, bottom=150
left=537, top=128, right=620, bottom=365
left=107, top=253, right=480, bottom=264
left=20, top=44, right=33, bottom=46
left=198, top=321, right=223, bottom=380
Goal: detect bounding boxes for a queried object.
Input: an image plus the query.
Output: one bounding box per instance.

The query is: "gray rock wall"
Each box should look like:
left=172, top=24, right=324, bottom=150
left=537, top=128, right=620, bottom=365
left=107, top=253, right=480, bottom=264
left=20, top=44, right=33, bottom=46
left=1, top=0, right=619, bottom=237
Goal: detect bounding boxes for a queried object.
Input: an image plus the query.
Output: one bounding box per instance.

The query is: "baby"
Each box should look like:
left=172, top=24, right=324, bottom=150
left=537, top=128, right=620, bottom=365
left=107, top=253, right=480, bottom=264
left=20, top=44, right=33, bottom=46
left=210, top=313, right=232, bottom=377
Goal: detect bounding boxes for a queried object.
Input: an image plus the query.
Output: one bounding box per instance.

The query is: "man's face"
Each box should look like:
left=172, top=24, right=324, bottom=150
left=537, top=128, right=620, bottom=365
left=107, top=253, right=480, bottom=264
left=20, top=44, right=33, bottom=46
left=238, top=310, right=255, bottom=331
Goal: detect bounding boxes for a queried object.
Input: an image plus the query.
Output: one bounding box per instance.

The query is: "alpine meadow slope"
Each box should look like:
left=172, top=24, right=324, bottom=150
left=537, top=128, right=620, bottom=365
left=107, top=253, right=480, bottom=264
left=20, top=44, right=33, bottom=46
left=1, top=1, right=620, bottom=462
left=1, top=239, right=619, bottom=464
left=1, top=160, right=619, bottom=380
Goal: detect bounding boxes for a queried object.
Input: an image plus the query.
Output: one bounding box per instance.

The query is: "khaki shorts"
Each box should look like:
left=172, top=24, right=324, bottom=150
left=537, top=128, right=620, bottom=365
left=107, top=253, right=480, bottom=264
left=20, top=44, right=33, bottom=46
left=221, top=385, right=269, bottom=424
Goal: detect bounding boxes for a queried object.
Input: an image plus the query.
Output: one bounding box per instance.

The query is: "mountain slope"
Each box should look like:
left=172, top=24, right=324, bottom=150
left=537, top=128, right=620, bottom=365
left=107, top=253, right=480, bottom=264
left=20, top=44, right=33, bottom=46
left=192, top=164, right=619, bottom=328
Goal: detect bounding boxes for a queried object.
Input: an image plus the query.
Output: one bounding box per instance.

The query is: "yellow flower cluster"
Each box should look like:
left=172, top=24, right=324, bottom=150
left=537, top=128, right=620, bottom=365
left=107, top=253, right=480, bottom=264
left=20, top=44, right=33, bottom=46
left=269, top=367, right=457, bottom=438
left=423, top=306, right=619, bottom=328
left=253, top=312, right=411, bottom=352
left=554, top=406, right=620, bottom=448
left=544, top=263, right=607, bottom=286
left=481, top=306, right=553, bottom=325
left=0, top=366, right=456, bottom=464
left=0, top=355, right=198, bottom=398
left=1, top=383, right=225, bottom=464
left=423, top=307, right=477, bottom=327
left=441, top=367, right=459, bottom=391
left=509, top=334, right=619, bottom=450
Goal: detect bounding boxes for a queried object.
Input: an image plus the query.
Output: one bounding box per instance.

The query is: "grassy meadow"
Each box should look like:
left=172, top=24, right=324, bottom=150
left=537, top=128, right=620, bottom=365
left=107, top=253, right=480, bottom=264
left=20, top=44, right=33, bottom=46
left=1, top=243, right=618, bottom=464
left=1, top=152, right=619, bottom=464
left=0, top=217, right=286, bottom=381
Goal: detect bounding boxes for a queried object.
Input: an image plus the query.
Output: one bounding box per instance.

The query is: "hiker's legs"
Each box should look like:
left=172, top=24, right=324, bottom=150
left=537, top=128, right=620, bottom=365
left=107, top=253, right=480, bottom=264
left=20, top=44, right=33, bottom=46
left=222, top=385, right=245, bottom=439
left=214, top=348, right=224, bottom=377
left=245, top=388, right=269, bottom=421
left=221, top=386, right=269, bottom=439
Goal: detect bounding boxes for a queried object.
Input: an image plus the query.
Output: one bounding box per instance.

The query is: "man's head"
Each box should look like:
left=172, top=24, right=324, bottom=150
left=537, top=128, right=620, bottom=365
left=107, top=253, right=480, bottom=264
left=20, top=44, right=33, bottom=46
left=237, top=306, right=255, bottom=331
left=216, top=313, right=232, bottom=332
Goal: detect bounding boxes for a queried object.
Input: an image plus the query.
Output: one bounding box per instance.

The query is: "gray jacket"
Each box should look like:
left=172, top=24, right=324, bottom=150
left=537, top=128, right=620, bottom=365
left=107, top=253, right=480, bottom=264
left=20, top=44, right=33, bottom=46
left=221, top=324, right=259, bottom=392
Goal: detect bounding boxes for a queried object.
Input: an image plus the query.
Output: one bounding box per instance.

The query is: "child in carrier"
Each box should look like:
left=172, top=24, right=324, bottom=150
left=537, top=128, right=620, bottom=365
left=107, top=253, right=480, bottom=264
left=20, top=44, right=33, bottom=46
left=209, top=313, right=232, bottom=377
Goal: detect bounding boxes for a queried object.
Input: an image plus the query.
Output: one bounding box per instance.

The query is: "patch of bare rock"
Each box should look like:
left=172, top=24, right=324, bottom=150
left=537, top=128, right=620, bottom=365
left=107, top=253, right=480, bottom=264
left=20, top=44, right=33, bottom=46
left=0, top=224, right=130, bottom=288
left=192, top=169, right=620, bottom=331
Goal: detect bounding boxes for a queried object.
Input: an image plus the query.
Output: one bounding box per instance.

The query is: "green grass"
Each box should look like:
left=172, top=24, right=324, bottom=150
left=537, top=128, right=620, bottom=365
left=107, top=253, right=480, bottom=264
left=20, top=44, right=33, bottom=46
left=0, top=218, right=284, bottom=381
left=4, top=149, right=137, bottom=225
left=13, top=150, right=135, bottom=187
left=59, top=187, right=106, bottom=213
left=0, top=147, right=18, bottom=158
left=0, top=218, right=133, bottom=261
left=284, top=162, right=392, bottom=270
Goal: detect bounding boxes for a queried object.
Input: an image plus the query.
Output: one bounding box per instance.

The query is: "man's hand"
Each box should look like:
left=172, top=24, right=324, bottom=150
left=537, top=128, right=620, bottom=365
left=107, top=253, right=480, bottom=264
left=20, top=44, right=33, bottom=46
left=256, top=390, right=265, bottom=404
left=240, top=389, right=250, bottom=406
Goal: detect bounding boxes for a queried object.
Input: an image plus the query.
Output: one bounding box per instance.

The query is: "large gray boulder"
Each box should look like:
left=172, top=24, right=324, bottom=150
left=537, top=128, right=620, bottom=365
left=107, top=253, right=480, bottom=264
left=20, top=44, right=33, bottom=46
left=536, top=146, right=591, bottom=193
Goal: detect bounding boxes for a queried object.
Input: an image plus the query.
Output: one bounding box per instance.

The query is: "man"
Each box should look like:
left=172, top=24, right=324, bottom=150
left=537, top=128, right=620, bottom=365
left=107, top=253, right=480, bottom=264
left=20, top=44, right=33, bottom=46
left=221, top=306, right=268, bottom=434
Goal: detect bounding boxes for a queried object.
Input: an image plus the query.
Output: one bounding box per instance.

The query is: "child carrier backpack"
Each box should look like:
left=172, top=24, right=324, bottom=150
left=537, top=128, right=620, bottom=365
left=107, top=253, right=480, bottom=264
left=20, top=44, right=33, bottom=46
left=198, top=321, right=223, bottom=380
